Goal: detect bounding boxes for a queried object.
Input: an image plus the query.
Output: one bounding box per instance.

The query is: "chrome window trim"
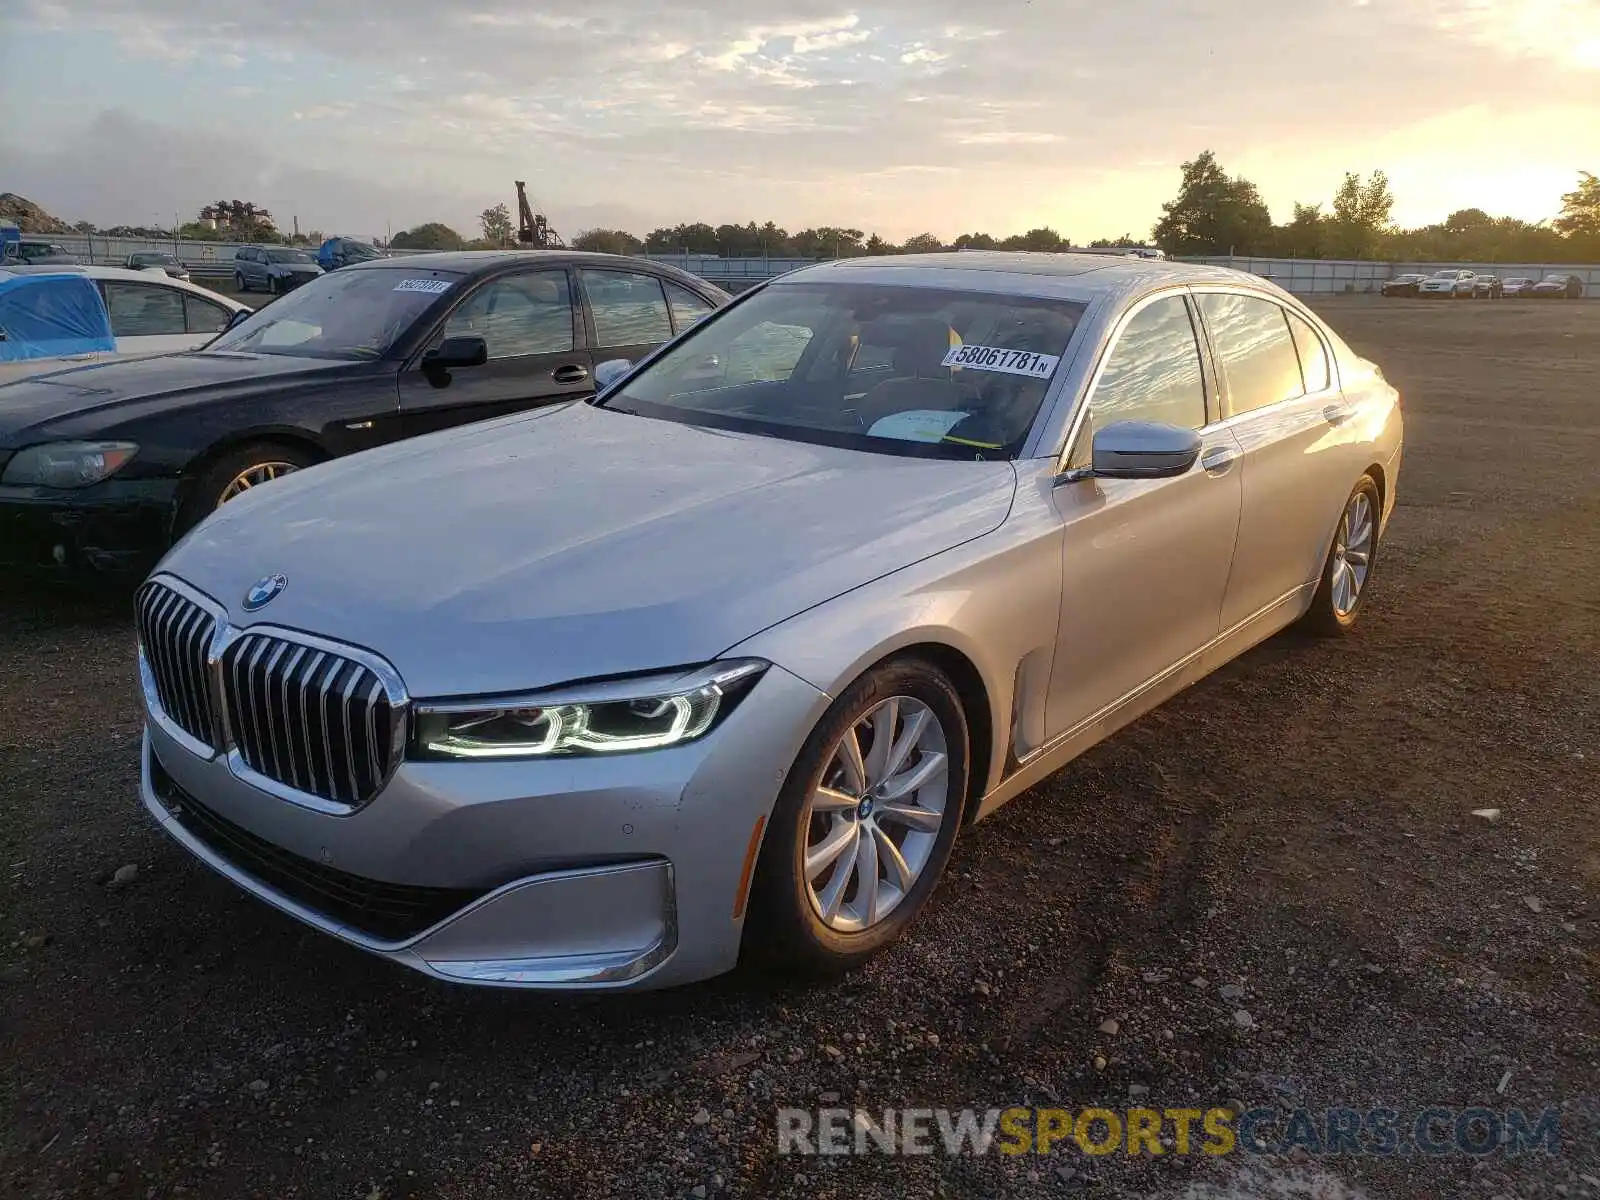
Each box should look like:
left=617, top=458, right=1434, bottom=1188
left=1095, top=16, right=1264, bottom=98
left=138, top=573, right=411, bottom=815
left=1050, top=285, right=1205, bottom=475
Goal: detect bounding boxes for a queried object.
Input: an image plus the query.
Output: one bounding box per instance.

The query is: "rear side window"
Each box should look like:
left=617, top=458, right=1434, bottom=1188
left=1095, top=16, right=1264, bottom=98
left=1088, top=294, right=1207, bottom=431
left=1197, top=293, right=1305, bottom=417
left=184, top=294, right=231, bottom=335
left=665, top=282, right=715, bottom=333
left=1286, top=311, right=1330, bottom=393
left=583, top=270, right=674, bottom=347
left=101, top=282, right=188, bottom=337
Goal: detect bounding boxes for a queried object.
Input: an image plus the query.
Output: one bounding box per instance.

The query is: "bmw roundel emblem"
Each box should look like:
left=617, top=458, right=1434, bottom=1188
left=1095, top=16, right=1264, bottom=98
left=243, top=573, right=287, bottom=611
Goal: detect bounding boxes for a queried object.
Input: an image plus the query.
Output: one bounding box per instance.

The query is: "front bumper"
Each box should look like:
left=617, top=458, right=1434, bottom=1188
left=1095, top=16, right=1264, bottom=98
left=0, top=477, right=177, bottom=574
left=140, top=661, right=830, bottom=990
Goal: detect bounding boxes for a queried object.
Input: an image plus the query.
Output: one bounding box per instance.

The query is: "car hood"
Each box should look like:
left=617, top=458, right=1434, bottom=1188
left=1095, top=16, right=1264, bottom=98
left=0, top=351, right=361, bottom=444
left=158, top=403, right=1018, bottom=698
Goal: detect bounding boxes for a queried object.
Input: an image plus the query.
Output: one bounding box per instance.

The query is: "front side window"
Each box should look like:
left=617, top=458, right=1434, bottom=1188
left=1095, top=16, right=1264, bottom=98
left=603, top=281, right=1086, bottom=460
left=207, top=267, right=464, bottom=360
left=1087, top=295, right=1206, bottom=431
left=100, top=282, right=188, bottom=337
left=1197, top=292, right=1305, bottom=417
left=442, top=271, right=575, bottom=359
left=583, top=270, right=674, bottom=347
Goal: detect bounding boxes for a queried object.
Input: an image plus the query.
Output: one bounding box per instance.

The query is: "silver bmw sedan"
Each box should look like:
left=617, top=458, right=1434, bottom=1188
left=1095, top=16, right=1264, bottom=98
left=135, top=252, right=1402, bottom=990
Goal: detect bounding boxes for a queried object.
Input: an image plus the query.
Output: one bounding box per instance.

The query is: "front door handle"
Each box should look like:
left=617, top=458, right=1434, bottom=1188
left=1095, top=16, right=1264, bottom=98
left=552, top=364, right=590, bottom=384
left=1323, top=404, right=1351, bottom=427
left=1200, top=445, right=1238, bottom=475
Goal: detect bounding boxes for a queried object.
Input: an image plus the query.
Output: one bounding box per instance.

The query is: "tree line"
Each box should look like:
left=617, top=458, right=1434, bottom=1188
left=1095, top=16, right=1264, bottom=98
left=1151, top=153, right=1599, bottom=263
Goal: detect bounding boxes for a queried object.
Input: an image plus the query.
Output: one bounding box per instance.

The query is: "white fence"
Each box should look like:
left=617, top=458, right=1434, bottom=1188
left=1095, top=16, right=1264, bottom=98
left=13, top=234, right=1597, bottom=297
left=1181, top=255, right=1598, bottom=295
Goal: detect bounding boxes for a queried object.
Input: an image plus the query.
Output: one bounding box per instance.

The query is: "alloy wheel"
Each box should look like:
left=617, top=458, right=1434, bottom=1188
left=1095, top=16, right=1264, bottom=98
left=219, top=461, right=300, bottom=505
left=802, top=696, right=952, bottom=933
left=1330, top=491, right=1374, bottom=617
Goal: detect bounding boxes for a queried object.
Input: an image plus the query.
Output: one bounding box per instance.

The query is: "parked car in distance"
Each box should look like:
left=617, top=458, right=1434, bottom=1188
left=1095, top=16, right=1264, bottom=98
left=1472, top=274, right=1503, bottom=299
left=1380, top=273, right=1429, bottom=297
left=126, top=251, right=190, bottom=281
left=1532, top=273, right=1585, bottom=299
left=0, top=251, right=726, bottom=574
left=11, top=240, right=80, bottom=265
left=317, top=237, right=383, bottom=271
left=131, top=252, right=1403, bottom=991
left=0, top=265, right=246, bottom=383
left=1417, top=268, right=1476, bottom=298
left=234, top=246, right=323, bottom=295
left=1500, top=277, right=1537, bottom=298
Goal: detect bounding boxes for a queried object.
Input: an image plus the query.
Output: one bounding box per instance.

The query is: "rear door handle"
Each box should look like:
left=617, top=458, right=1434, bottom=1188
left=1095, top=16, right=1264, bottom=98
left=552, top=364, right=590, bottom=384
left=1323, top=404, right=1351, bottom=427
left=1200, top=445, right=1238, bottom=475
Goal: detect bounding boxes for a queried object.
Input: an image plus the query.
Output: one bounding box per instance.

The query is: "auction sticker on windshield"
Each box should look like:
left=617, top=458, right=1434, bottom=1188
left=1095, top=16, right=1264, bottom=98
left=394, top=278, right=453, bottom=295
left=942, top=344, right=1060, bottom=379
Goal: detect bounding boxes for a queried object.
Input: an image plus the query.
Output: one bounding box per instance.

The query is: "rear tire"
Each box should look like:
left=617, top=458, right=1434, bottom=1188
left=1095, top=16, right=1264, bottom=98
left=176, top=441, right=318, bottom=535
left=1302, top=475, right=1382, bottom=637
left=744, top=657, right=969, bottom=976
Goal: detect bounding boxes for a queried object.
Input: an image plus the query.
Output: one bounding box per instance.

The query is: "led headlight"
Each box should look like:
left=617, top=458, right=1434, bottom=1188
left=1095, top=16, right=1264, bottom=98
left=411, top=660, right=768, bottom=760
left=1, top=441, right=138, bottom=488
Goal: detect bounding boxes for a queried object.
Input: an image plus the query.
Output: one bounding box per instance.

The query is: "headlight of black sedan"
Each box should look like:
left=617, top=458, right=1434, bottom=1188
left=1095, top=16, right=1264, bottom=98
left=411, top=660, right=767, bottom=760
left=1, top=441, right=138, bottom=488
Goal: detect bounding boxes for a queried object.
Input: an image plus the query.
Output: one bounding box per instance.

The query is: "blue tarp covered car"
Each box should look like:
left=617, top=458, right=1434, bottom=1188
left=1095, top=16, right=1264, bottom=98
left=0, top=271, right=116, bottom=364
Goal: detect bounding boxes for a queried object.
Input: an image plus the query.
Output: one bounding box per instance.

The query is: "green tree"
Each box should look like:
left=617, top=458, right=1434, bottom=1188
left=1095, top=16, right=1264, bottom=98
left=390, top=222, right=464, bottom=251
left=952, top=232, right=998, bottom=251
left=864, top=233, right=894, bottom=255
left=643, top=223, right=719, bottom=253
left=1151, top=150, right=1273, bottom=256
left=479, top=203, right=513, bottom=247
left=1000, top=227, right=1067, bottom=252
left=571, top=228, right=644, bottom=255
left=1274, top=203, right=1326, bottom=258
left=790, top=227, right=866, bottom=257
left=1325, top=170, right=1394, bottom=258
left=1554, top=171, right=1600, bottom=246
left=901, top=232, right=944, bottom=254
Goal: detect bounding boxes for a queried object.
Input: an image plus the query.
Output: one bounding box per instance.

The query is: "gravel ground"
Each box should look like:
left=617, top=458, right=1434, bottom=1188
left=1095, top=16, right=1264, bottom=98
left=2, top=295, right=1597, bottom=1199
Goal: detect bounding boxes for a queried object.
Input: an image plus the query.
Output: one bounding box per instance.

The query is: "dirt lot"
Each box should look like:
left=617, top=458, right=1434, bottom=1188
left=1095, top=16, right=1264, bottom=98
left=2, top=296, right=1596, bottom=1199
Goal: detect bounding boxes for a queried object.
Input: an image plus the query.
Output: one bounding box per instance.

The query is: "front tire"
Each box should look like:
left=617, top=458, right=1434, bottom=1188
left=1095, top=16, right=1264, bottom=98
left=745, top=657, right=969, bottom=975
left=234, top=271, right=248, bottom=293
left=176, top=441, right=318, bottom=535
left=1302, top=475, right=1381, bottom=636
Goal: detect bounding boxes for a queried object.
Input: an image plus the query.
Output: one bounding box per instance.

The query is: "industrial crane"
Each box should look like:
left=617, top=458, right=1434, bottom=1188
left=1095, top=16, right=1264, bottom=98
left=514, top=182, right=564, bottom=249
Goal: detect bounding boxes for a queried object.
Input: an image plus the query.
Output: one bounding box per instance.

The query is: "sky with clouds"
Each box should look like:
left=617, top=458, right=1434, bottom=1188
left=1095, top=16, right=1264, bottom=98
left=2, top=0, right=1596, bottom=243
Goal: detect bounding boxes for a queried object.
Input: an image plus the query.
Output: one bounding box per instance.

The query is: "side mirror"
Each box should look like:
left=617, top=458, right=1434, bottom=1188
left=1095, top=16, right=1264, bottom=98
left=425, top=335, right=489, bottom=371
left=594, top=358, right=633, bottom=390
left=1087, top=420, right=1202, bottom=480
left=224, top=308, right=253, bottom=331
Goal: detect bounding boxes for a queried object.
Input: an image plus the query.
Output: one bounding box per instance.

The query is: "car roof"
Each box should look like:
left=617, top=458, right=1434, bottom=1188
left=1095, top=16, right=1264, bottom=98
left=771, top=251, right=1280, bottom=303
left=341, top=249, right=720, bottom=289
left=0, top=263, right=247, bottom=307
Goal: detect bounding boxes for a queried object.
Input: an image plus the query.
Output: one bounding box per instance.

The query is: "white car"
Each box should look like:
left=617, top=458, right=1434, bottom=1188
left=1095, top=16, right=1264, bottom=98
left=0, top=265, right=247, bottom=383
left=1417, top=269, right=1476, bottom=299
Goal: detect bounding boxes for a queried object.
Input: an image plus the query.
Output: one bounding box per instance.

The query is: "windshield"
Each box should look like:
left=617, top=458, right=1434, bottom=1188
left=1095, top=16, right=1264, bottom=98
left=265, top=248, right=313, bottom=264
left=1430, top=270, right=1460, bottom=278
left=206, top=266, right=464, bottom=360
left=132, top=253, right=175, bottom=266
left=602, top=281, right=1085, bottom=460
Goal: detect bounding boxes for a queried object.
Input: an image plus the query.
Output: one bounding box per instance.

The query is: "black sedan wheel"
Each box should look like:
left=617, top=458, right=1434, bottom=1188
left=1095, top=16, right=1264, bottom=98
left=177, top=442, right=319, bottom=534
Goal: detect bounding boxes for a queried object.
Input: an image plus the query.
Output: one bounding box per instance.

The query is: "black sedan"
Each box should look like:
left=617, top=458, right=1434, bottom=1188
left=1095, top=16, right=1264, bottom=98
left=1532, top=274, right=1585, bottom=299
left=0, top=251, right=727, bottom=575
left=1380, top=273, right=1429, bottom=297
